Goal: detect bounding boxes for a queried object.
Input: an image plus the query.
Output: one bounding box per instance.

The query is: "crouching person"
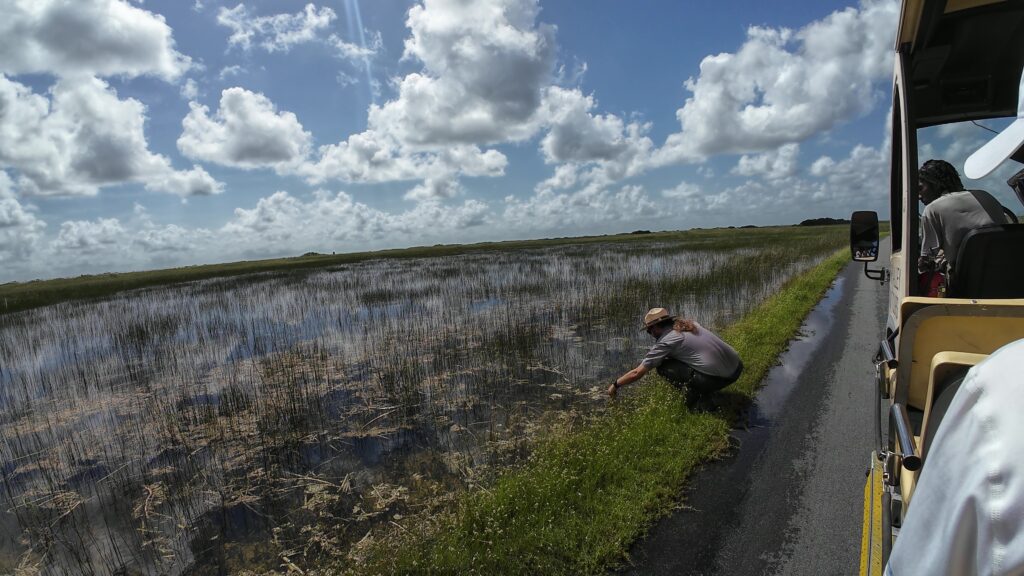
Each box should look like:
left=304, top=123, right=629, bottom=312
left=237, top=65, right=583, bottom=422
left=608, top=308, right=743, bottom=399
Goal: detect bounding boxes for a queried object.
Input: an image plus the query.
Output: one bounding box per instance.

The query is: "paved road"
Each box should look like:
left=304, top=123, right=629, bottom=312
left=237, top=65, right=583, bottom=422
left=620, top=248, right=889, bottom=576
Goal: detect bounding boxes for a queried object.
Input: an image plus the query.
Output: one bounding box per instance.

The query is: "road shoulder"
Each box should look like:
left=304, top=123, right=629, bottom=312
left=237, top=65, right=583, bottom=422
left=620, top=254, right=887, bottom=575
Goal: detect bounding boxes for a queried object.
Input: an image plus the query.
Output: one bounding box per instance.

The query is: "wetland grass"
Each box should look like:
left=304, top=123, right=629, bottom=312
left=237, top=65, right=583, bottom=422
left=349, top=249, right=851, bottom=576
left=0, top=226, right=847, bottom=575
left=1, top=226, right=836, bottom=316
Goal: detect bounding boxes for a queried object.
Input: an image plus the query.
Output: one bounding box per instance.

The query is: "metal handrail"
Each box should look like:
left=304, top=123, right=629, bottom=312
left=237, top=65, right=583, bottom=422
left=891, top=403, right=922, bottom=471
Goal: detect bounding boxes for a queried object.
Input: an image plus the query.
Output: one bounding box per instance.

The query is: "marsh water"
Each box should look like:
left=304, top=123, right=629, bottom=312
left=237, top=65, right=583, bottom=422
left=0, top=228, right=844, bottom=575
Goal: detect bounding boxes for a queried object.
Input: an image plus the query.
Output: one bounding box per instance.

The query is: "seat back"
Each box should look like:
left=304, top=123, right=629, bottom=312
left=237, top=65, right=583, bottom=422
left=948, top=224, right=1024, bottom=298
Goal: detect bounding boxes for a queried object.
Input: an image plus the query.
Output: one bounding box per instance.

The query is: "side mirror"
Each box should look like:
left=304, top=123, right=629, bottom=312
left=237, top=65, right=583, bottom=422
left=850, top=211, right=880, bottom=262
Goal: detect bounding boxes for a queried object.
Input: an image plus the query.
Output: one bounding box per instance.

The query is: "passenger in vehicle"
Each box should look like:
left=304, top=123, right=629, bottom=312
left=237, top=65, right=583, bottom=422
left=608, top=307, right=743, bottom=400
left=917, top=159, right=1011, bottom=295
left=885, top=339, right=1024, bottom=576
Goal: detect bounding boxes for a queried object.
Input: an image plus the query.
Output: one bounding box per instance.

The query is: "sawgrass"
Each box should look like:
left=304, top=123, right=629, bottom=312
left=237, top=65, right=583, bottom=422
left=2, top=225, right=851, bottom=574
left=0, top=225, right=842, bottom=315
left=723, top=249, right=849, bottom=397
left=351, top=249, right=850, bottom=575
left=363, top=384, right=728, bottom=575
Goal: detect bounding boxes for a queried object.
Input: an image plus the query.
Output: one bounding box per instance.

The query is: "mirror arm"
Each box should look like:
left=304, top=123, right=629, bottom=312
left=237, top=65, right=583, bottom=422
left=864, top=261, right=888, bottom=284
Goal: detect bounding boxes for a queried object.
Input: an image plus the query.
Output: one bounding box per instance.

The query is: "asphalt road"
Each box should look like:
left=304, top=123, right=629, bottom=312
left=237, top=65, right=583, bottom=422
left=619, top=249, right=889, bottom=576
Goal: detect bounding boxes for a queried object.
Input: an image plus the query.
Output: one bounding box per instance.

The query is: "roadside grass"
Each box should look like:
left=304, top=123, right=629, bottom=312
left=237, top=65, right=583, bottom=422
left=0, top=225, right=844, bottom=315
left=358, top=385, right=729, bottom=575
left=723, top=249, right=849, bottom=398
left=348, top=249, right=850, bottom=575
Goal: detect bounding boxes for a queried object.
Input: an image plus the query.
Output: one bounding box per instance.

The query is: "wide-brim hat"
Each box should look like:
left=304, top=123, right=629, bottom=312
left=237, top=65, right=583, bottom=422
left=965, top=68, right=1024, bottom=179
left=640, top=307, right=673, bottom=330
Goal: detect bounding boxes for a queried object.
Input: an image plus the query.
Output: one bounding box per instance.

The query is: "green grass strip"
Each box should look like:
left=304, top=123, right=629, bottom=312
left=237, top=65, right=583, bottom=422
left=352, top=249, right=850, bottom=575
left=722, top=249, right=849, bottom=397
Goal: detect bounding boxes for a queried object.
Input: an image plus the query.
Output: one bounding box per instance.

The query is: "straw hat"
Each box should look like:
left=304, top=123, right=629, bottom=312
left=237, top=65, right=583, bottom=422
left=641, top=307, right=673, bottom=330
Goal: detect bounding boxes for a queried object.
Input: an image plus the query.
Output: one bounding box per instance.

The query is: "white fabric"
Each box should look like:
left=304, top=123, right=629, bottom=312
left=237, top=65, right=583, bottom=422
left=964, top=119, right=1024, bottom=180
left=886, top=339, right=1024, bottom=576
left=965, top=69, right=1024, bottom=180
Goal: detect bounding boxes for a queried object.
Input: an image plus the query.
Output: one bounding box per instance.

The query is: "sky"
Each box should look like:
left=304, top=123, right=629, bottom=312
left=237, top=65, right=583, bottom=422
left=0, top=0, right=1020, bottom=282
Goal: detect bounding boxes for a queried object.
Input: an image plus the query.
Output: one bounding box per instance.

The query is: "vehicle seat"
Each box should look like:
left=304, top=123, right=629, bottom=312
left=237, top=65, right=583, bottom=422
left=947, top=224, right=1024, bottom=298
left=921, top=370, right=968, bottom=463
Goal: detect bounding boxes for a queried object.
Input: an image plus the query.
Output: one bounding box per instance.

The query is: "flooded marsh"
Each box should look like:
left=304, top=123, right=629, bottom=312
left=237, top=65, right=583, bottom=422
left=0, top=227, right=845, bottom=575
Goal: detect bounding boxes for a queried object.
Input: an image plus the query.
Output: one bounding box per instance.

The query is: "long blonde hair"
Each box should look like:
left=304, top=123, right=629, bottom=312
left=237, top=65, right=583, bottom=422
left=673, top=317, right=699, bottom=333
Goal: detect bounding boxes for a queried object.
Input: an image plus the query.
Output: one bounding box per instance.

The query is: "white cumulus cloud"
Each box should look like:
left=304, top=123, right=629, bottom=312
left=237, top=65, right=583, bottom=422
left=661, top=181, right=702, bottom=200
left=538, top=87, right=656, bottom=194
left=663, top=141, right=889, bottom=226
left=809, top=143, right=889, bottom=206
left=0, top=0, right=192, bottom=81
left=219, top=3, right=335, bottom=52
left=306, top=0, right=648, bottom=201
left=306, top=132, right=506, bottom=188
left=733, top=143, right=801, bottom=180
left=217, top=2, right=376, bottom=63
left=222, top=190, right=490, bottom=256
left=503, top=184, right=659, bottom=232
left=180, top=78, right=199, bottom=100
left=144, top=165, right=223, bottom=197
left=0, top=171, right=46, bottom=263
left=178, top=87, right=313, bottom=171
left=405, top=177, right=462, bottom=202
left=540, top=87, right=652, bottom=166
left=219, top=65, right=244, bottom=80
left=133, top=207, right=210, bottom=253
left=53, top=217, right=128, bottom=254
left=364, top=0, right=555, bottom=147
left=0, top=75, right=224, bottom=198
left=41, top=207, right=215, bottom=276
left=304, top=0, right=555, bottom=189
left=655, top=0, right=898, bottom=164
left=535, top=163, right=580, bottom=194
left=329, top=30, right=380, bottom=61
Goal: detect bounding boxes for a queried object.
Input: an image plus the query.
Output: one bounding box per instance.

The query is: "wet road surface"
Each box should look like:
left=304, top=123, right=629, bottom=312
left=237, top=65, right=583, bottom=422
left=619, top=250, right=888, bottom=576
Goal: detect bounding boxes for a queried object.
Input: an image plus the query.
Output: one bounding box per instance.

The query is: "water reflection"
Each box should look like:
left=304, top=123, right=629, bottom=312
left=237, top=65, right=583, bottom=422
left=0, top=234, right=842, bottom=574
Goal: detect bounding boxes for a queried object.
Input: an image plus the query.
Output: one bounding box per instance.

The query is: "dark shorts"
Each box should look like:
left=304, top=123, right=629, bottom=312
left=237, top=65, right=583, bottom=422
left=656, top=358, right=744, bottom=394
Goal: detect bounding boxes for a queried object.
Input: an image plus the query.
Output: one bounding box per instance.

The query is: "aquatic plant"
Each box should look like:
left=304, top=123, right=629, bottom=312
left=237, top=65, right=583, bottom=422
left=0, top=226, right=845, bottom=575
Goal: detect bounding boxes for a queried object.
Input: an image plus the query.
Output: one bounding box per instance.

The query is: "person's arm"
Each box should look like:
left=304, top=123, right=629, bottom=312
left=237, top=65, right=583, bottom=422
left=609, top=337, right=670, bottom=397
left=919, top=207, right=942, bottom=272
left=608, top=363, right=650, bottom=397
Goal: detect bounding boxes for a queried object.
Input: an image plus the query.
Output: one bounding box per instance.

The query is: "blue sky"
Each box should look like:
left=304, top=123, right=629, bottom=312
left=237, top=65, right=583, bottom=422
left=1, top=0, right=1016, bottom=282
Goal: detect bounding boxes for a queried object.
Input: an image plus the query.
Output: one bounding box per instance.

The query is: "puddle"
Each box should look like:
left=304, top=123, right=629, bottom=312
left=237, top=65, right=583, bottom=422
left=749, top=275, right=845, bottom=421
left=622, top=274, right=848, bottom=576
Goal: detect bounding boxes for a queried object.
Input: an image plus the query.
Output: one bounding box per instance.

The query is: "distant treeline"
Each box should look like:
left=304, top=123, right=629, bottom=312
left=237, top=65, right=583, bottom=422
left=798, top=217, right=851, bottom=226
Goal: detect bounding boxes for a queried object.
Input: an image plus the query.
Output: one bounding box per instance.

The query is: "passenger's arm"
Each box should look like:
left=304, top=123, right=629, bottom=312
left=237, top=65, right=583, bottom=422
left=919, top=208, right=942, bottom=272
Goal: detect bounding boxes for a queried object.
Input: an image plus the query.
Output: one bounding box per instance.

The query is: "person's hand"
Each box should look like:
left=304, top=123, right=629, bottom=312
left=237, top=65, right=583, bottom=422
left=607, top=381, right=619, bottom=398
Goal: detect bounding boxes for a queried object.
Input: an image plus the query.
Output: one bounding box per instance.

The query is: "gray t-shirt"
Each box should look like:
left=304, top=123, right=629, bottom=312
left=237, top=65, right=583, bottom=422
left=920, top=190, right=1009, bottom=273
left=641, top=323, right=741, bottom=378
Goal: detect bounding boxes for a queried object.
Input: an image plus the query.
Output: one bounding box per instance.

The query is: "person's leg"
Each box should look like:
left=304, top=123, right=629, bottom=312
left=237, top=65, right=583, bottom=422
left=656, top=358, right=694, bottom=388
left=687, top=371, right=729, bottom=394
left=687, top=360, right=744, bottom=394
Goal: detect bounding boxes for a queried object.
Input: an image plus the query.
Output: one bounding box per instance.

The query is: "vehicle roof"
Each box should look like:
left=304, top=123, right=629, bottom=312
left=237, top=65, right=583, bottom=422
left=898, top=0, right=1024, bottom=128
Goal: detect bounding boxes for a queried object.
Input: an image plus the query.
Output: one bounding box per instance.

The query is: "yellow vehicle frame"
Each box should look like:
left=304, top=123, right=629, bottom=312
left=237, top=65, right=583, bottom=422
left=857, top=1, right=1024, bottom=573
